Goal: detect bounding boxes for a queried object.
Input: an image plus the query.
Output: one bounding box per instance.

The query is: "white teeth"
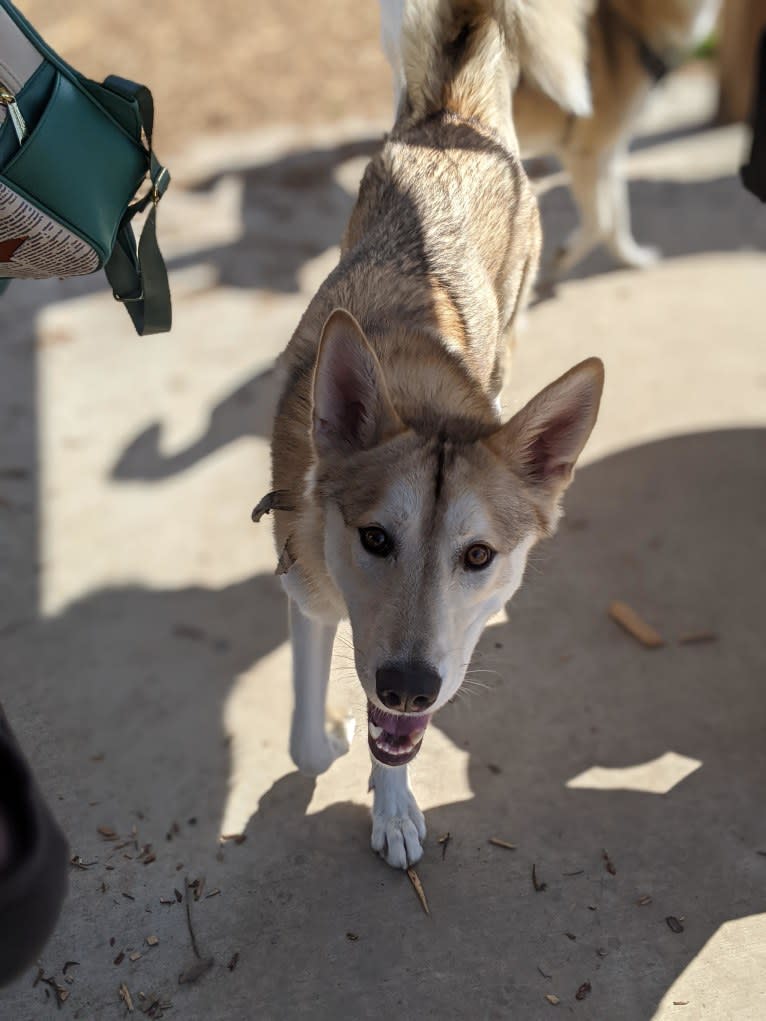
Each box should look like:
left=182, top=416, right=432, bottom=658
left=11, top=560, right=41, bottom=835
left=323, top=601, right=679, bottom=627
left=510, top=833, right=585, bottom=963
left=382, top=743, right=408, bottom=756
left=410, top=729, right=425, bottom=745
left=368, top=722, right=383, bottom=740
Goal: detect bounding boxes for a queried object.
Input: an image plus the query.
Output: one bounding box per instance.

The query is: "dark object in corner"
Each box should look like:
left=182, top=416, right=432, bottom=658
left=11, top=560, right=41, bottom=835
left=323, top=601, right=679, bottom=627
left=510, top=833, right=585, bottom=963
left=0, top=703, right=68, bottom=986
left=741, top=30, right=766, bottom=202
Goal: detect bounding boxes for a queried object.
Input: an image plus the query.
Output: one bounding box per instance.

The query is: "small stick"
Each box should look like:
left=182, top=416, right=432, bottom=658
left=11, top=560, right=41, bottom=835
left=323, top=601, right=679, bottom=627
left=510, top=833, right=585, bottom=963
left=406, top=868, right=430, bottom=916
left=437, top=832, right=451, bottom=860
left=184, top=877, right=203, bottom=959
left=532, top=864, right=547, bottom=892
left=608, top=600, right=664, bottom=648
left=679, top=630, right=718, bottom=645
left=69, top=856, right=97, bottom=869
left=178, top=877, right=214, bottom=985
left=489, top=837, right=517, bottom=850
left=119, top=983, right=134, bottom=1012
left=575, top=981, right=592, bottom=1001
left=220, top=833, right=247, bottom=845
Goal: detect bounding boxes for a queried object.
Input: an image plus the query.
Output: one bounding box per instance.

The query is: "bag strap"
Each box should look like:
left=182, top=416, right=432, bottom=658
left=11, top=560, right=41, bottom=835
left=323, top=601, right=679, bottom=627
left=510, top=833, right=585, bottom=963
left=102, top=76, right=172, bottom=335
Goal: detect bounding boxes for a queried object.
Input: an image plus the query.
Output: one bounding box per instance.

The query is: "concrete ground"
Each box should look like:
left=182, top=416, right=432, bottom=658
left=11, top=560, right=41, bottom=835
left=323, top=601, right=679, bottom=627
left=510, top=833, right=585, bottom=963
left=1, top=68, right=766, bottom=1020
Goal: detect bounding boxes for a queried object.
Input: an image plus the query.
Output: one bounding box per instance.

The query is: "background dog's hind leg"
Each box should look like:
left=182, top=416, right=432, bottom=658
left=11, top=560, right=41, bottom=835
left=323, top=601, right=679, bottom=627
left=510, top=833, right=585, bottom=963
left=288, top=599, right=352, bottom=776
left=553, top=144, right=659, bottom=276
left=551, top=146, right=611, bottom=276
left=603, top=144, right=660, bottom=269
left=369, top=759, right=426, bottom=869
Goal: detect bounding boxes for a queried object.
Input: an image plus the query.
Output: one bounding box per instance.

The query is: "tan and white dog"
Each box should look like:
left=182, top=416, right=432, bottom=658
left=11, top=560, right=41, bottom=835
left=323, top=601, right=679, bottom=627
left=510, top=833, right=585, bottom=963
left=514, top=0, right=721, bottom=274
left=263, top=0, right=604, bottom=869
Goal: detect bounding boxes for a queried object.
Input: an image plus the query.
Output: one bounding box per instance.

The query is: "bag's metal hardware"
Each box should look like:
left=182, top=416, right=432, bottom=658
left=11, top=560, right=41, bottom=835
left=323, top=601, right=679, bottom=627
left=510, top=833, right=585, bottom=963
left=113, top=287, right=144, bottom=303
left=0, top=83, right=28, bottom=145
left=152, top=166, right=169, bottom=205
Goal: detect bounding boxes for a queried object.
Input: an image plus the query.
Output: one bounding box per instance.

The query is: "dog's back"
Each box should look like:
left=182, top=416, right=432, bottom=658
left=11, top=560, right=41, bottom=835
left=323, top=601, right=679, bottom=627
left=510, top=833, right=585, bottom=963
left=279, top=0, right=593, bottom=387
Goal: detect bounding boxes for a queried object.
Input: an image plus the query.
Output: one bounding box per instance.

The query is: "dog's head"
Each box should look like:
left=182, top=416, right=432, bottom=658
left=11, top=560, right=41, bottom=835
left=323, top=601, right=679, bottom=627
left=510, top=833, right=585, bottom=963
left=311, top=309, right=603, bottom=767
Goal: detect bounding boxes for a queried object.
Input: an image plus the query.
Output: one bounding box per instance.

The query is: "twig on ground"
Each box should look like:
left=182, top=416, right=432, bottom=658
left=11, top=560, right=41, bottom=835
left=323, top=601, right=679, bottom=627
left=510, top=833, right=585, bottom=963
left=406, top=868, right=430, bottom=916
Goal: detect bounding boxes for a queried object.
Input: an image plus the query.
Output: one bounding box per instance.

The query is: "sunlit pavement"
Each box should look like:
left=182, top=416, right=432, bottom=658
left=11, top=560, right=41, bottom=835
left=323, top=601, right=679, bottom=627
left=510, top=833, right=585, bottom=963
left=1, top=69, right=766, bottom=1019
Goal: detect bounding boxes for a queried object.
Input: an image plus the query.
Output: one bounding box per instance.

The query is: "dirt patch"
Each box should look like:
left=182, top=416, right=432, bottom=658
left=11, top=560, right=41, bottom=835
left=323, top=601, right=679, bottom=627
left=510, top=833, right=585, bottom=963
left=24, top=1, right=392, bottom=154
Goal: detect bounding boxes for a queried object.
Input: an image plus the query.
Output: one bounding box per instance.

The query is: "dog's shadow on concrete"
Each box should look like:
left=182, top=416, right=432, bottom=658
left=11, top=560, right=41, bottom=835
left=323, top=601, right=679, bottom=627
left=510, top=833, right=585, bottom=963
left=234, top=427, right=766, bottom=1020
left=167, top=137, right=380, bottom=295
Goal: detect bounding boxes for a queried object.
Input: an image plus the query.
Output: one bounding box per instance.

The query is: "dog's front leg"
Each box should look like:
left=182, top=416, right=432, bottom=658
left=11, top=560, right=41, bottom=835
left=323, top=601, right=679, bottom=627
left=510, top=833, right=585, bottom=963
left=369, top=759, right=426, bottom=869
left=288, top=599, right=351, bottom=776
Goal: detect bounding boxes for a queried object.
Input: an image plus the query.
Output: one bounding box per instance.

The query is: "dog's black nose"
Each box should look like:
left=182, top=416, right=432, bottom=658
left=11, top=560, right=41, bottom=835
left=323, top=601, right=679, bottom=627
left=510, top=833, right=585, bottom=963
left=375, top=663, right=441, bottom=713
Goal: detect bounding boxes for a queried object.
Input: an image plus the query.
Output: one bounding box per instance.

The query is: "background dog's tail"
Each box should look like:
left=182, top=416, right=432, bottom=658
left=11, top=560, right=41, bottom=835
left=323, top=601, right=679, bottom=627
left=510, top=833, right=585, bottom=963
left=397, top=0, right=592, bottom=123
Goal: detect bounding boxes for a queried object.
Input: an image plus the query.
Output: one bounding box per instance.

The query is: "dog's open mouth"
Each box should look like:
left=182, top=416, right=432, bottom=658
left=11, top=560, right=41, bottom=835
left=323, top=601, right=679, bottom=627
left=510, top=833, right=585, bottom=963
left=367, top=702, right=431, bottom=766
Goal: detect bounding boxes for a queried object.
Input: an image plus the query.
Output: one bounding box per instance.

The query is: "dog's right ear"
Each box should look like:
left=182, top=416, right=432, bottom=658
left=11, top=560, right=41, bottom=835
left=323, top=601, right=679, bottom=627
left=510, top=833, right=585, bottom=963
left=312, top=308, right=402, bottom=457
left=487, top=357, right=604, bottom=519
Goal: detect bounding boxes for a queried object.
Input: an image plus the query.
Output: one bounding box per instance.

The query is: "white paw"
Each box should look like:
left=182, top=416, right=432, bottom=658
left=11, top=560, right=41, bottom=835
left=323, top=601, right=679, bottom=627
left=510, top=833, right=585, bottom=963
left=290, top=715, right=355, bottom=777
left=370, top=767, right=426, bottom=869
left=611, top=241, right=661, bottom=270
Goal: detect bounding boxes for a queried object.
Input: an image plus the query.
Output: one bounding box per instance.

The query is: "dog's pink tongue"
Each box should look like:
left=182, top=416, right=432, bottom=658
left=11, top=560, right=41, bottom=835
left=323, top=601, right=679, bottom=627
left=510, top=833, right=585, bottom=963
left=368, top=702, right=431, bottom=737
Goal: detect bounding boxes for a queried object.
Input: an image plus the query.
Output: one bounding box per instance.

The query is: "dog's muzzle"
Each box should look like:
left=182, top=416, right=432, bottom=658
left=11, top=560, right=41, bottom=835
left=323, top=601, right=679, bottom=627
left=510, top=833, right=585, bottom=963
left=367, top=702, right=431, bottom=766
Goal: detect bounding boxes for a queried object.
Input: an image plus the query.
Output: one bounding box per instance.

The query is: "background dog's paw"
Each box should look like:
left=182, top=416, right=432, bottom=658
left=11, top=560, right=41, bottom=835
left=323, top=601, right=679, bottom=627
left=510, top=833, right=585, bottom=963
left=328, top=712, right=356, bottom=752
left=290, top=727, right=351, bottom=777
left=371, top=792, right=426, bottom=869
left=610, top=241, right=661, bottom=270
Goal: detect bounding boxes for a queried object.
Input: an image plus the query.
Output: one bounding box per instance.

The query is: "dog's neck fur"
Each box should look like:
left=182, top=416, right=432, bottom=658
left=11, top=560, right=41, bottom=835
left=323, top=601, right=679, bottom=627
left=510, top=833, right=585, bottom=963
left=364, top=322, right=501, bottom=433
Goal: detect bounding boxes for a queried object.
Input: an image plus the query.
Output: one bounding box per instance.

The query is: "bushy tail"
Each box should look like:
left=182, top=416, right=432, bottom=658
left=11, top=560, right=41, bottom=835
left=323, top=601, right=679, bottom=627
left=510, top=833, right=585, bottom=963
left=398, top=0, right=593, bottom=123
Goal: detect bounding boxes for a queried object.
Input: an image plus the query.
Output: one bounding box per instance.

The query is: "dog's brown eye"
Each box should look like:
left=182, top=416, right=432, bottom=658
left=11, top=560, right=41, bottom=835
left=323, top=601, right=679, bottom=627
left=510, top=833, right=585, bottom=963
left=359, top=526, right=393, bottom=557
left=464, top=543, right=494, bottom=570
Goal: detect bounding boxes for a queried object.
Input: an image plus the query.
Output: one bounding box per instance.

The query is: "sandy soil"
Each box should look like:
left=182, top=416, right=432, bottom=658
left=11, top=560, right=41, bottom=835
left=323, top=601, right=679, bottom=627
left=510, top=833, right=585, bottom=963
left=23, top=0, right=392, bottom=153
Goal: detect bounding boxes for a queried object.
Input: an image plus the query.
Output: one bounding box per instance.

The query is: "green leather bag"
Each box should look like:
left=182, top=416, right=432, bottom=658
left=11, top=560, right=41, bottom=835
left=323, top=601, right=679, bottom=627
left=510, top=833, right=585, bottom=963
left=0, top=0, right=171, bottom=334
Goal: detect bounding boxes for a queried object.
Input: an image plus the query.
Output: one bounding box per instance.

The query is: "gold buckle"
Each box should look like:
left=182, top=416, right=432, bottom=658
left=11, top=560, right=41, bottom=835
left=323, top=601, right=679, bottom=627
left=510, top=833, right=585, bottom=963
left=152, top=166, right=169, bottom=206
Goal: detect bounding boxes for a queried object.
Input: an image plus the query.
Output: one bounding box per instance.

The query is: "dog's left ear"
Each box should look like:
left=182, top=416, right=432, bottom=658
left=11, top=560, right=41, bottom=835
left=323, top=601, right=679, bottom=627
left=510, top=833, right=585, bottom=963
left=488, top=357, right=604, bottom=504
left=312, top=308, right=402, bottom=457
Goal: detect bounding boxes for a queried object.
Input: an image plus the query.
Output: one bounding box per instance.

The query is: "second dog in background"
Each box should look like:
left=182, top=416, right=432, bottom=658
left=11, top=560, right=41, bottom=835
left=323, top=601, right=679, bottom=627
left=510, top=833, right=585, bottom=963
left=513, top=0, right=721, bottom=274
left=382, top=0, right=721, bottom=275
